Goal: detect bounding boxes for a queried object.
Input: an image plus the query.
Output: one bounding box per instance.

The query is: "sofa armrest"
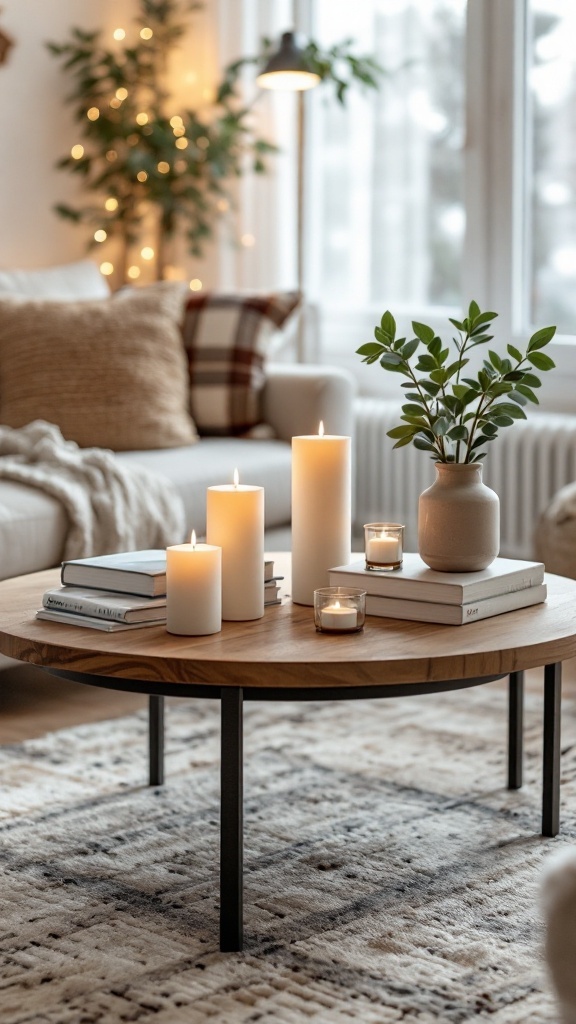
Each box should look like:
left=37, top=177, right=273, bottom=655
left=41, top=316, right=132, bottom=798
left=262, top=364, right=356, bottom=442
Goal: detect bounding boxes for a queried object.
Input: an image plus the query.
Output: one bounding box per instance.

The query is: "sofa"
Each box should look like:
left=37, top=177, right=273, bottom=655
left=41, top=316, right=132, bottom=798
left=0, top=259, right=355, bottom=581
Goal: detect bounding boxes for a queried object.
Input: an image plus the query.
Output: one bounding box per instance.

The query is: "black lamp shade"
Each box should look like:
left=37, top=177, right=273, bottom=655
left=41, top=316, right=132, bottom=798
left=256, top=31, right=321, bottom=91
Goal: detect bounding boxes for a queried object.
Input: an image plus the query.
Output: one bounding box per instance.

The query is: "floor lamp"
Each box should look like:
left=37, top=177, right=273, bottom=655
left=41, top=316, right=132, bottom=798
left=256, top=31, right=320, bottom=361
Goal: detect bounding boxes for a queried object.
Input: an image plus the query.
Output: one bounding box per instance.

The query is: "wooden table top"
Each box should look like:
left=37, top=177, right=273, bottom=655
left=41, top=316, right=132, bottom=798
left=0, top=555, right=575, bottom=690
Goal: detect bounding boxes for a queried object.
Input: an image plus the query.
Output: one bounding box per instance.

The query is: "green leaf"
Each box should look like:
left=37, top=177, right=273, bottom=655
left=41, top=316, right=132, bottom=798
left=432, top=417, right=451, bottom=436
left=516, top=383, right=539, bottom=404
left=521, top=373, right=542, bottom=388
left=444, top=359, right=464, bottom=380
left=491, top=415, right=514, bottom=427
left=401, top=404, right=426, bottom=417
left=473, top=310, right=498, bottom=326
left=387, top=425, right=416, bottom=439
left=374, top=326, right=388, bottom=344
left=468, top=299, right=481, bottom=321
left=413, top=435, right=440, bottom=454
left=380, top=310, right=396, bottom=339
left=488, top=350, right=502, bottom=371
left=447, top=425, right=468, bottom=441
left=416, top=354, right=437, bottom=372
left=527, top=325, right=556, bottom=351
left=400, top=338, right=419, bottom=360
left=507, top=344, right=523, bottom=362
left=502, top=370, right=524, bottom=381
left=356, top=342, right=383, bottom=357
left=428, top=335, right=442, bottom=358
left=392, top=435, right=415, bottom=449
left=379, top=351, right=403, bottom=367
left=430, top=368, right=447, bottom=385
left=412, top=321, right=435, bottom=344
left=527, top=351, right=556, bottom=371
left=419, top=380, right=440, bottom=397
left=448, top=318, right=465, bottom=332
left=452, top=384, right=471, bottom=401
left=509, top=391, right=528, bottom=406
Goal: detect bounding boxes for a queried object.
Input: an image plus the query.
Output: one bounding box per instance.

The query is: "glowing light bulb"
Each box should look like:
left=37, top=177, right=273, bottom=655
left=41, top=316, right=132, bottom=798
left=233, top=468, right=240, bottom=488
left=113, top=28, right=126, bottom=41
left=104, top=197, right=118, bottom=211
left=71, top=144, right=84, bottom=160
left=175, top=137, right=188, bottom=150
left=141, top=246, right=154, bottom=260
left=157, top=161, right=170, bottom=174
left=189, top=278, right=202, bottom=291
left=87, top=107, right=100, bottom=121
left=136, top=112, right=149, bottom=125
left=319, top=420, right=324, bottom=437
left=136, top=170, right=148, bottom=182
left=127, top=265, right=141, bottom=280
left=170, top=115, right=183, bottom=128
left=94, top=229, right=107, bottom=243
left=100, top=261, right=114, bottom=276
left=116, top=87, right=128, bottom=100
left=140, top=27, right=153, bottom=40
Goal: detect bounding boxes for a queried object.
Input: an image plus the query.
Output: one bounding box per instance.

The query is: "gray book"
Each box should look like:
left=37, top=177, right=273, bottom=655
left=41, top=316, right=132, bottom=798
left=365, top=583, right=547, bottom=625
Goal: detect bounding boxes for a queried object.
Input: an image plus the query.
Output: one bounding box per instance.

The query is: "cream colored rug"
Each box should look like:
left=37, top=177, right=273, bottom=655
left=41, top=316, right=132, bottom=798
left=0, top=681, right=573, bottom=1023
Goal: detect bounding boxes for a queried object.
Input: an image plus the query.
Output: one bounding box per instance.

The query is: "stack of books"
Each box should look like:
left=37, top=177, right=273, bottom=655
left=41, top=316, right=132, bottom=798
left=36, top=550, right=283, bottom=631
left=329, top=553, right=546, bottom=625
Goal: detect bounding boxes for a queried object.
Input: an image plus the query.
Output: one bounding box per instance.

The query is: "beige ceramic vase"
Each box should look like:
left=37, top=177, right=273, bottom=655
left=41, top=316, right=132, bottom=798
left=418, top=462, right=500, bottom=572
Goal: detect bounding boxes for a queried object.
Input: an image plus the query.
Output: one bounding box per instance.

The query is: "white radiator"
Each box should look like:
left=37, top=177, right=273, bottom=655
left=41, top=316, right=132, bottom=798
left=354, top=398, right=576, bottom=559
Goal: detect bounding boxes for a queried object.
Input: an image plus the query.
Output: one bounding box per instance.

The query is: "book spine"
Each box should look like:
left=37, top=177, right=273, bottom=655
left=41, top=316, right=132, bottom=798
left=43, top=593, right=128, bottom=622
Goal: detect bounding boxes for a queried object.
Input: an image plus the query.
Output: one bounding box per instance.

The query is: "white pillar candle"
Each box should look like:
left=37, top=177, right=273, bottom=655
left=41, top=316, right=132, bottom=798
left=366, top=535, right=401, bottom=565
left=292, top=422, right=351, bottom=606
left=206, top=470, right=265, bottom=621
left=166, top=533, right=221, bottom=636
left=320, top=602, right=358, bottom=631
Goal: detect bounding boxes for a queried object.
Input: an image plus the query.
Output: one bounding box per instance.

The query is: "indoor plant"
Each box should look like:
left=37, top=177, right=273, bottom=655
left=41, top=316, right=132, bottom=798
left=357, top=301, right=556, bottom=570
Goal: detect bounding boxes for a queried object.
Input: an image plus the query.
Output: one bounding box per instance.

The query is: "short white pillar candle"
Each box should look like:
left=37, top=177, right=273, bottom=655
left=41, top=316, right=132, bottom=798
left=207, top=470, right=265, bottom=621
left=292, top=421, right=351, bottom=606
left=320, top=602, right=358, bottom=631
left=166, top=532, right=222, bottom=636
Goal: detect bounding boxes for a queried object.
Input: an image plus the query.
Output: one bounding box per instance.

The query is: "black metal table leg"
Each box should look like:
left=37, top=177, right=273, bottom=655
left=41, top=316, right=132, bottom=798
left=220, top=687, right=244, bottom=952
left=149, top=695, right=165, bottom=787
left=542, top=662, right=562, bottom=837
left=508, top=671, right=524, bottom=789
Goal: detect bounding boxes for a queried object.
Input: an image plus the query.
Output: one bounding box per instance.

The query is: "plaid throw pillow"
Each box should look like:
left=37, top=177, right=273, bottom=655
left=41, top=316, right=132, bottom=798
left=182, top=291, right=300, bottom=436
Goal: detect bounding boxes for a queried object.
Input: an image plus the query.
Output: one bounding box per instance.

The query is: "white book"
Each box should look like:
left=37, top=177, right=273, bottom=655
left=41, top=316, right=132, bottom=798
left=36, top=608, right=166, bottom=632
left=43, top=586, right=166, bottom=623
left=365, top=583, right=547, bottom=625
left=330, top=553, right=545, bottom=606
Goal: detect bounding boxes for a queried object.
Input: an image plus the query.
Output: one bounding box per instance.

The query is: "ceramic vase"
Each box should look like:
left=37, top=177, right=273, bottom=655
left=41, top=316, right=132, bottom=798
left=418, top=462, right=499, bottom=572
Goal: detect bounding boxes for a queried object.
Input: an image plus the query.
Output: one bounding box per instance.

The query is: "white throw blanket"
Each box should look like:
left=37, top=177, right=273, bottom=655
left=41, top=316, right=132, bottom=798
left=0, top=421, right=186, bottom=559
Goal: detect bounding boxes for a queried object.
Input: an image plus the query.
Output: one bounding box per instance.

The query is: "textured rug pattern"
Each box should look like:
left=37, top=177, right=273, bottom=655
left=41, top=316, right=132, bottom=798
left=1, top=682, right=575, bottom=1023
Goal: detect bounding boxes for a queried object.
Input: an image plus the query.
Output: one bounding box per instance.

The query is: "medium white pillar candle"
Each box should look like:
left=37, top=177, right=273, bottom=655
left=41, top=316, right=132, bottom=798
left=166, top=533, right=221, bottom=636
left=292, top=422, right=351, bottom=606
left=206, top=471, right=265, bottom=621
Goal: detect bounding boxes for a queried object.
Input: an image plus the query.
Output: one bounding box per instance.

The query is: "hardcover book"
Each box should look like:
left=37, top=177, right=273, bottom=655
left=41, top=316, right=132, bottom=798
left=61, top=550, right=167, bottom=597
left=365, top=583, right=547, bottom=625
left=329, top=553, right=545, bottom=606
left=43, top=586, right=166, bottom=623
left=36, top=608, right=166, bottom=631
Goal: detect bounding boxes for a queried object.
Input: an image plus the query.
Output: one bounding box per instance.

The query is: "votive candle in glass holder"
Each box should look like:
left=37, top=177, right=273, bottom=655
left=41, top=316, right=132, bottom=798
left=314, top=587, right=366, bottom=634
left=364, top=523, right=404, bottom=571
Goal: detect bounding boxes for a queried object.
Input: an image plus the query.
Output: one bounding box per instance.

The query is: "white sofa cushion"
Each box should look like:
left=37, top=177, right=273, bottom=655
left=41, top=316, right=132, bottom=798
left=0, top=259, right=110, bottom=300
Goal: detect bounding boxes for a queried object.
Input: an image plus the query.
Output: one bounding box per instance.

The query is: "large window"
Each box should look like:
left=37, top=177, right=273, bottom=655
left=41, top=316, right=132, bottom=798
left=305, top=0, right=576, bottom=410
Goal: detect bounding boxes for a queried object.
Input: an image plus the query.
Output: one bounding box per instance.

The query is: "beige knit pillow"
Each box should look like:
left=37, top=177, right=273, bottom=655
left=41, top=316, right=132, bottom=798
left=0, top=282, right=197, bottom=451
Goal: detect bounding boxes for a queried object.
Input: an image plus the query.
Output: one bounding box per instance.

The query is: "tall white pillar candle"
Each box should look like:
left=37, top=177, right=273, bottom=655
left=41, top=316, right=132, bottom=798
left=166, top=534, right=221, bottom=636
left=206, top=472, right=265, bottom=620
left=291, top=423, right=351, bottom=605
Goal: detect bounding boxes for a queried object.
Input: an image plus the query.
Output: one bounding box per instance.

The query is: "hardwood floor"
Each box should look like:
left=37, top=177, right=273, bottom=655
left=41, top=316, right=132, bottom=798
left=1, top=656, right=575, bottom=744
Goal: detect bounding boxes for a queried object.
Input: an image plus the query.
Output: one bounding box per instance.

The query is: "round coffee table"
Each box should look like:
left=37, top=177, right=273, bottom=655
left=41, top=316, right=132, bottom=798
left=1, top=556, right=575, bottom=951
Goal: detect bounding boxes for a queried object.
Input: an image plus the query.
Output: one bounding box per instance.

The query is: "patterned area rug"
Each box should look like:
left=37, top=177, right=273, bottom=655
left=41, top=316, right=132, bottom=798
left=0, top=681, right=573, bottom=1023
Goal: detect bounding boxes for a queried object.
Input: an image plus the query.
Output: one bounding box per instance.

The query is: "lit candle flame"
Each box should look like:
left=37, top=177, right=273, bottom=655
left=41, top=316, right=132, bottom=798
left=233, top=468, right=239, bottom=488
left=335, top=600, right=340, bottom=609
left=318, top=420, right=324, bottom=437
left=191, top=529, right=196, bottom=548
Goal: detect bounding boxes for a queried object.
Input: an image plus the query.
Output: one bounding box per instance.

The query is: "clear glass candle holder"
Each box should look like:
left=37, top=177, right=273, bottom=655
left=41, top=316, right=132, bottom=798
left=314, top=587, right=366, bottom=634
left=364, top=523, right=404, bottom=571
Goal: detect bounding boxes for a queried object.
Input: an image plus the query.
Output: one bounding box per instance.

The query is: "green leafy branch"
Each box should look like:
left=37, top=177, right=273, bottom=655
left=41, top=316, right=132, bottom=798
left=357, top=301, right=556, bottom=464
